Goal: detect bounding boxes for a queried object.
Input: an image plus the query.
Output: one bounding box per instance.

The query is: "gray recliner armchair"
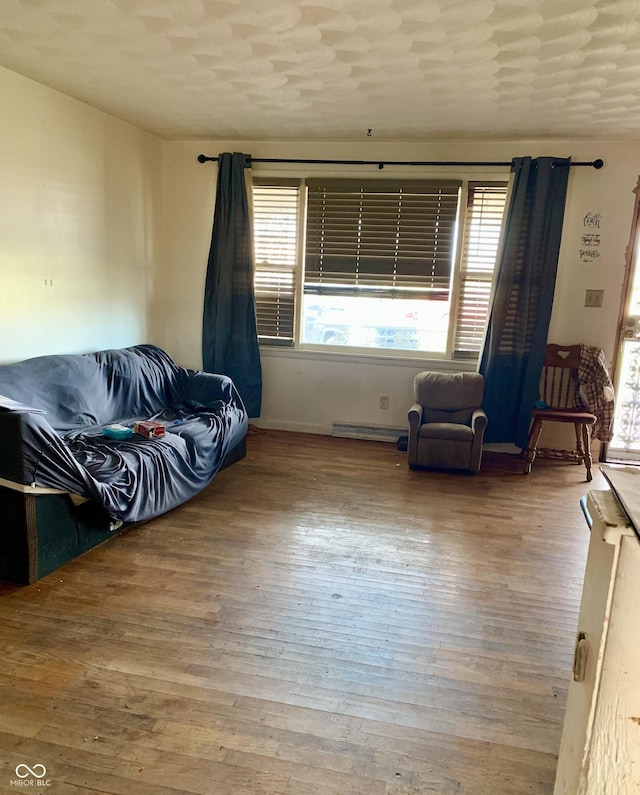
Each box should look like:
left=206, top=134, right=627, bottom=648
left=407, top=371, right=488, bottom=474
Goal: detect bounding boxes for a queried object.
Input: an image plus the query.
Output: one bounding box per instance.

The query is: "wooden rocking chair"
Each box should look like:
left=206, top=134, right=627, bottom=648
left=523, top=344, right=597, bottom=481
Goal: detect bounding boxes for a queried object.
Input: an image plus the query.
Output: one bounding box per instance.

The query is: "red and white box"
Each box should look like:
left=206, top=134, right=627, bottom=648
left=133, top=420, right=165, bottom=439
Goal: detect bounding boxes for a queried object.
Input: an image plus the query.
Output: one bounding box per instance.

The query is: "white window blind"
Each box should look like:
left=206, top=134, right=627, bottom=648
left=304, top=179, right=461, bottom=299
left=253, top=179, right=300, bottom=346
left=453, top=182, right=508, bottom=360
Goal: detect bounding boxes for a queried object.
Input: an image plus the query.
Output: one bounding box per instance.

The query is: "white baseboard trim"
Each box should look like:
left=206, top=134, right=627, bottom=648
left=251, top=419, right=332, bottom=435
left=331, top=422, right=407, bottom=443
left=251, top=419, right=409, bottom=444
left=253, top=422, right=521, bottom=451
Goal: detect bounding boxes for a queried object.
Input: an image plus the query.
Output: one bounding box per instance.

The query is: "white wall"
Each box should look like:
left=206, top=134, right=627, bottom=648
left=551, top=154, right=633, bottom=348
left=0, top=66, right=164, bottom=364
left=160, top=139, right=640, bottom=436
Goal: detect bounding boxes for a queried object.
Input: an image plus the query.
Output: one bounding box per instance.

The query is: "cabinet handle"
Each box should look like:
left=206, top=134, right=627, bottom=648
left=573, top=631, right=589, bottom=682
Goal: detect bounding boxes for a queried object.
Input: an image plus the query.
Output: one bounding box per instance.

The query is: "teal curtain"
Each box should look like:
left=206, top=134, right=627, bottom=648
left=479, top=156, right=571, bottom=447
left=202, top=152, right=262, bottom=418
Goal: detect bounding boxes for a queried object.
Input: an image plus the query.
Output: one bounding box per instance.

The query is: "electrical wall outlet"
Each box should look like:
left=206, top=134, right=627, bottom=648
left=379, top=395, right=390, bottom=410
left=585, top=289, right=604, bottom=308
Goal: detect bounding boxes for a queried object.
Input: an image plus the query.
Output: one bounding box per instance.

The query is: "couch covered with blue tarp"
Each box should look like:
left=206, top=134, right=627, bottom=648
left=0, top=344, right=248, bottom=583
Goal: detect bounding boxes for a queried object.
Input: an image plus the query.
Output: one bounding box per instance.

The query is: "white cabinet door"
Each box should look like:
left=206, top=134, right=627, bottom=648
left=576, top=532, right=640, bottom=793
left=554, top=490, right=637, bottom=794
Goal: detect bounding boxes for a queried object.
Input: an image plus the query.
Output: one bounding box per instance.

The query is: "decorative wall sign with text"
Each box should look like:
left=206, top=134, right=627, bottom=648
left=580, top=212, right=602, bottom=263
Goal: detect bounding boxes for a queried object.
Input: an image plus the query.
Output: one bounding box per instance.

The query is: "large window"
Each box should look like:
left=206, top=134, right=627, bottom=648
left=303, top=179, right=459, bottom=353
left=253, top=176, right=507, bottom=359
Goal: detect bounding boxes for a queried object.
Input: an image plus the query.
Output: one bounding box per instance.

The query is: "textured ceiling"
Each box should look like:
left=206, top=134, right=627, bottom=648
left=1, top=0, right=640, bottom=141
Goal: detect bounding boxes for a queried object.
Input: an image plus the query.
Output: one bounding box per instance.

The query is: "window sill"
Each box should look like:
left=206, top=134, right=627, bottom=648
left=259, top=344, right=477, bottom=371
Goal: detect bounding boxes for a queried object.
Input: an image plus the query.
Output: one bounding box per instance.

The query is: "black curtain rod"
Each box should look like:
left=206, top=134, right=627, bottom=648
left=197, top=154, right=604, bottom=169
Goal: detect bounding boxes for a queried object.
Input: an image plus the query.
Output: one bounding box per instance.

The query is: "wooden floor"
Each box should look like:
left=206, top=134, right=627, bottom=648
left=0, top=431, right=608, bottom=794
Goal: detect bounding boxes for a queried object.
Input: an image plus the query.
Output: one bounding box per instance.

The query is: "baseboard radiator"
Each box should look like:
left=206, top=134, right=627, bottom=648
left=331, top=422, right=408, bottom=443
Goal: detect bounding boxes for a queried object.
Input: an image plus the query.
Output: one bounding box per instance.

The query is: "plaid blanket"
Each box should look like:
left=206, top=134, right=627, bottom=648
left=574, top=345, right=615, bottom=442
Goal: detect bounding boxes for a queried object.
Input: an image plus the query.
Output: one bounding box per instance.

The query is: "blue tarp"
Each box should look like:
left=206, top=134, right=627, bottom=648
left=0, top=345, right=248, bottom=522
